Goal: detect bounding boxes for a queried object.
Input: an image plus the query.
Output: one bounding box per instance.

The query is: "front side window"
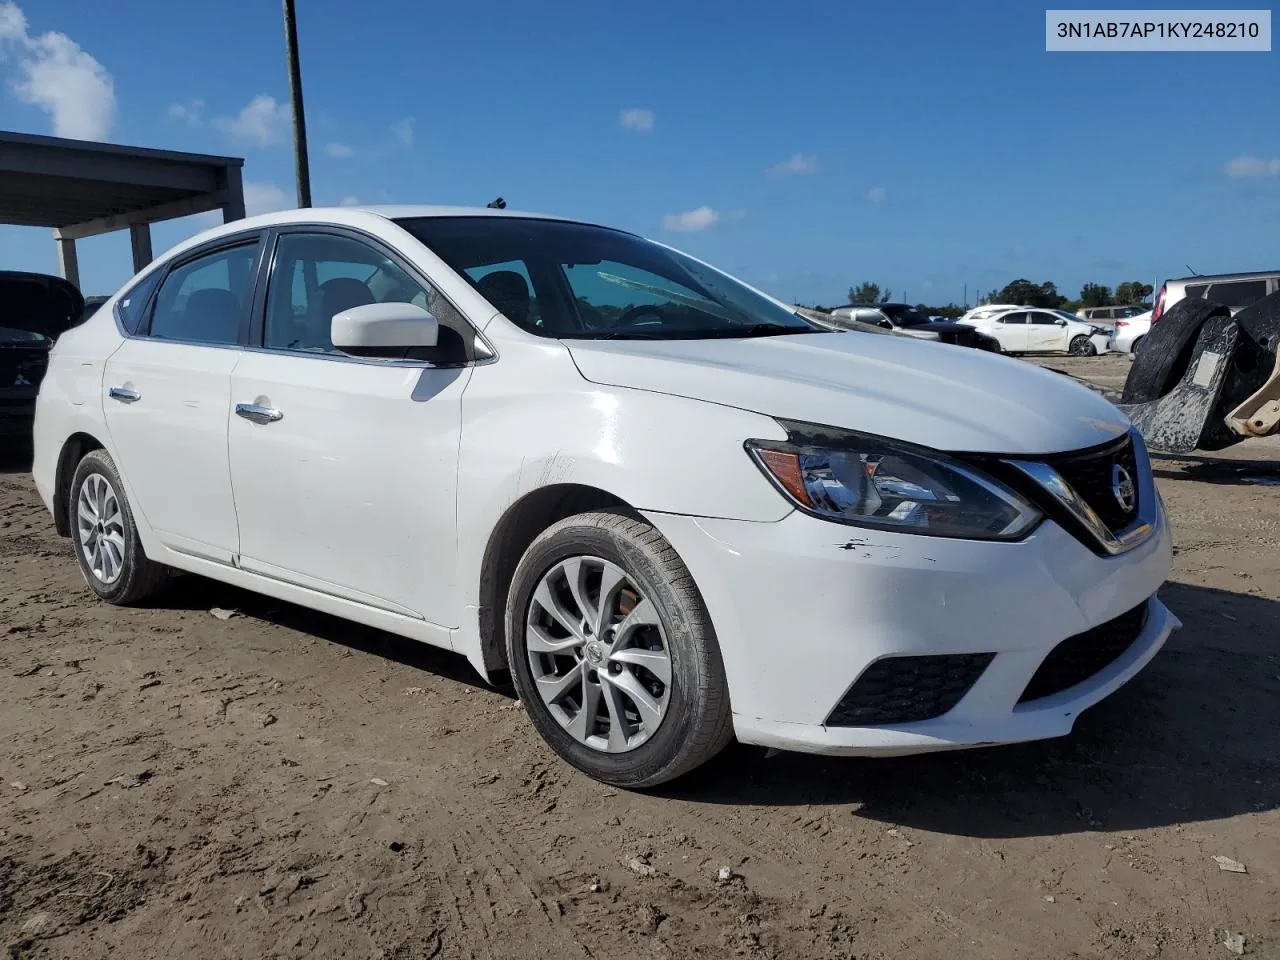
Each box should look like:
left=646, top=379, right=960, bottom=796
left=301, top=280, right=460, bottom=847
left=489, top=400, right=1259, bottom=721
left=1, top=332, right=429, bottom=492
left=263, top=232, right=471, bottom=359
left=397, top=216, right=816, bottom=340
left=149, top=242, right=260, bottom=344
left=1029, top=312, right=1060, bottom=325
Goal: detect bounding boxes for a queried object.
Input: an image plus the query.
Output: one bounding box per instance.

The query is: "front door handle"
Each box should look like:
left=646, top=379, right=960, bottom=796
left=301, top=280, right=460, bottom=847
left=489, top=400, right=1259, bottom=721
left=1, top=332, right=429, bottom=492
left=235, top=402, right=283, bottom=425
left=108, top=386, right=141, bottom=403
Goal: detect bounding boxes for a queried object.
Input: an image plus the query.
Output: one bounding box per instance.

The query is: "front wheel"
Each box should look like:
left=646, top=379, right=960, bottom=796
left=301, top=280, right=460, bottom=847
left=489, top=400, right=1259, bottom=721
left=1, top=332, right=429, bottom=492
left=1069, top=335, right=1097, bottom=356
left=505, top=511, right=733, bottom=788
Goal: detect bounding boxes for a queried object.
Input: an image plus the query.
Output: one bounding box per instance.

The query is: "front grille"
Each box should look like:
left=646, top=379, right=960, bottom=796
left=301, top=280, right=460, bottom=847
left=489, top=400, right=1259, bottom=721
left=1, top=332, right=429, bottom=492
left=1018, top=602, right=1149, bottom=703
left=825, top=653, right=994, bottom=726
left=1047, top=435, right=1139, bottom=533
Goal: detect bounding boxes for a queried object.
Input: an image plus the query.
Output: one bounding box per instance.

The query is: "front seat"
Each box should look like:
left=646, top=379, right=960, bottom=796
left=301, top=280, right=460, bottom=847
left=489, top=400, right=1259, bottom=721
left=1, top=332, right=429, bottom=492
left=475, top=270, right=531, bottom=325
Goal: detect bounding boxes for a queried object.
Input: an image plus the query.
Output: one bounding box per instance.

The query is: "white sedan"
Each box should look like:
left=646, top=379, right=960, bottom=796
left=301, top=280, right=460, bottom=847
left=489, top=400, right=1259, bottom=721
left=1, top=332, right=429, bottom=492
left=963, top=308, right=1111, bottom=356
left=33, top=206, right=1175, bottom=787
left=1109, top=309, right=1153, bottom=357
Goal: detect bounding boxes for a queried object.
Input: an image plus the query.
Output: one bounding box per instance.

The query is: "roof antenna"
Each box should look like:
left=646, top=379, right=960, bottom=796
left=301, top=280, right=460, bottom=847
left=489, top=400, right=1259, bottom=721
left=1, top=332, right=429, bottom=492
left=486, top=197, right=507, bottom=209
left=1186, top=263, right=1199, bottom=276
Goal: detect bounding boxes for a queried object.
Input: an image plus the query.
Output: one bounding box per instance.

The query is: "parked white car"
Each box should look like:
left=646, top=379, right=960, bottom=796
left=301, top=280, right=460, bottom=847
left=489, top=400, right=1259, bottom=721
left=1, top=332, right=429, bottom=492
left=1108, top=309, right=1152, bottom=357
left=963, top=308, right=1110, bottom=356
left=32, top=206, right=1176, bottom=787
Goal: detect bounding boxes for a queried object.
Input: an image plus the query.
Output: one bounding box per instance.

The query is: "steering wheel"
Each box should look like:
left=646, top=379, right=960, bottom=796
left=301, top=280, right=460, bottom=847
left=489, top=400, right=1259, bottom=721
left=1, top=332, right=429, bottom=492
left=613, top=305, right=667, bottom=327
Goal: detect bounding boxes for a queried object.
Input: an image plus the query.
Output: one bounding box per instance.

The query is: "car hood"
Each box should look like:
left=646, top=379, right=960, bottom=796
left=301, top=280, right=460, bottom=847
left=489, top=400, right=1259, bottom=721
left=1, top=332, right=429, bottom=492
left=0, top=271, right=85, bottom=339
left=565, top=332, right=1130, bottom=455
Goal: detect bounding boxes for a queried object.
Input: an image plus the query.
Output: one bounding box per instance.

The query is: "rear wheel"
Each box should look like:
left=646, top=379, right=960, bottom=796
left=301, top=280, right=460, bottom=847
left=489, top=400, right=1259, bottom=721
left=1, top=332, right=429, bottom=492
left=1069, top=335, right=1097, bottom=356
left=506, top=510, right=733, bottom=788
left=69, top=450, right=168, bottom=604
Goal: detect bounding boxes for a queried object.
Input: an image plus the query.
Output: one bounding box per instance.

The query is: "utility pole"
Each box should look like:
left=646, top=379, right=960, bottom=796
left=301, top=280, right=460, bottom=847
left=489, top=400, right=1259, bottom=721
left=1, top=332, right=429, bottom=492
left=282, top=0, right=312, bottom=207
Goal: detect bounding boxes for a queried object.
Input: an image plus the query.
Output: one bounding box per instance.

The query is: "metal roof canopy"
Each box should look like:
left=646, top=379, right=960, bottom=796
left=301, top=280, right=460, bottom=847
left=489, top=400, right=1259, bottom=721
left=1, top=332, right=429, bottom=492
left=0, top=130, right=246, bottom=290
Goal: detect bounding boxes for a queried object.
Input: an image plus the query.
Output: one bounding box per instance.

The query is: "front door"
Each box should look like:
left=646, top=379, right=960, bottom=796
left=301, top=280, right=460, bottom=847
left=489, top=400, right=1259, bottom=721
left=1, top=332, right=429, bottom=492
left=227, top=230, right=472, bottom=626
left=102, top=238, right=261, bottom=564
left=1027, top=311, right=1067, bottom=351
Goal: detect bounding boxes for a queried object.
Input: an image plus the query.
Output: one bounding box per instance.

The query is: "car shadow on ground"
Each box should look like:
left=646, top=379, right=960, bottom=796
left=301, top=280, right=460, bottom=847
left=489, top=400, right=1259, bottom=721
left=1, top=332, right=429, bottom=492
left=663, top=582, right=1280, bottom=837
left=1151, top=453, right=1280, bottom=485
left=0, top=444, right=33, bottom=474
left=156, top=574, right=506, bottom=695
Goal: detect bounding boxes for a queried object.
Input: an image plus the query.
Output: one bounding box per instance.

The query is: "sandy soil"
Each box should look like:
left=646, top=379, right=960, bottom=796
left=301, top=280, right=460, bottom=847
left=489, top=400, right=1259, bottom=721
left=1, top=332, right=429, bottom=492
left=2, top=353, right=1278, bottom=959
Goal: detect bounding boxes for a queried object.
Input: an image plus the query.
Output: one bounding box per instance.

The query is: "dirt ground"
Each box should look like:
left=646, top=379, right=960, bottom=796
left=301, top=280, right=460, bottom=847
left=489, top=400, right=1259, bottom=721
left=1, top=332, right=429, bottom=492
left=2, top=352, right=1278, bottom=959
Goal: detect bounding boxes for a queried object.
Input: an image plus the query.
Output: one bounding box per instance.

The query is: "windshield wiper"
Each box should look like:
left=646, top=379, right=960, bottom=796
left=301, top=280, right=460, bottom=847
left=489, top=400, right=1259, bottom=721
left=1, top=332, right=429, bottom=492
left=580, top=329, right=669, bottom=340
left=710, top=323, right=817, bottom=338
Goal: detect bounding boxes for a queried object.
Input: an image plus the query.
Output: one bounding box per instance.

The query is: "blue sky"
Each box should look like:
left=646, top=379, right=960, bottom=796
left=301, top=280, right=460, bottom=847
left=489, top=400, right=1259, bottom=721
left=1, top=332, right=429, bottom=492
left=1, top=0, right=1277, bottom=304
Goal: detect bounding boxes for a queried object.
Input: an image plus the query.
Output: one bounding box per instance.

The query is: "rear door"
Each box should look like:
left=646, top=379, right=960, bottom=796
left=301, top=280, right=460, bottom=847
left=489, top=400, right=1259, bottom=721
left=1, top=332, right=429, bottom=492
left=102, top=236, right=263, bottom=564
left=992, top=311, right=1028, bottom=351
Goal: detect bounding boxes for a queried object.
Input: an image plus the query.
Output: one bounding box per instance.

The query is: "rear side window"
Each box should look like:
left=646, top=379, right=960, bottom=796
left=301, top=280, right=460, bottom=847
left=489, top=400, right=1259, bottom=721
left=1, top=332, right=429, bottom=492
left=1185, top=284, right=1209, bottom=300
left=116, top=269, right=165, bottom=335
left=1206, top=279, right=1267, bottom=307
left=148, top=242, right=260, bottom=344
left=1000, top=312, right=1027, bottom=324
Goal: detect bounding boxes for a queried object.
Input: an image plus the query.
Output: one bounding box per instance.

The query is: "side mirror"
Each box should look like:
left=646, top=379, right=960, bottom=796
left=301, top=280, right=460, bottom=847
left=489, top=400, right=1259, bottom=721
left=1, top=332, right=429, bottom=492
left=331, top=302, right=439, bottom=359
left=1057, top=319, right=1068, bottom=326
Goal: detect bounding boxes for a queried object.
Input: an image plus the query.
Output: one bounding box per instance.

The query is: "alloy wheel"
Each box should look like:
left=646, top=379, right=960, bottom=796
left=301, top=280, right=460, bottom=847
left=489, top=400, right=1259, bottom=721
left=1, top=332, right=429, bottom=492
left=525, top=556, right=672, bottom=753
left=76, top=472, right=126, bottom=584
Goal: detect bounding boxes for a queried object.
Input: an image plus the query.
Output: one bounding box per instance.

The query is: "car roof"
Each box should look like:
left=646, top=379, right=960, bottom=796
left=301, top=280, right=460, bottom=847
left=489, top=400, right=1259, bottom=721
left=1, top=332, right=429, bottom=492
left=1168, top=269, right=1279, bottom=283
left=164, top=204, right=621, bottom=263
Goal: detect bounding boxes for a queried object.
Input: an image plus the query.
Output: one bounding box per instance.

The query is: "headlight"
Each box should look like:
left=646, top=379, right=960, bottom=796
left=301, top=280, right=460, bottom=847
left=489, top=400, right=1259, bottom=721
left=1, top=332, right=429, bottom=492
left=745, top=427, right=1041, bottom=540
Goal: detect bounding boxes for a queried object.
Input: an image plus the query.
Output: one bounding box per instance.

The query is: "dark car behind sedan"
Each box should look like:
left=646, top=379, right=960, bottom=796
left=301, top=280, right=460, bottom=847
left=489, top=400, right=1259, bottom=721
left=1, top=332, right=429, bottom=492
left=1, top=271, right=85, bottom=441
left=827, top=302, right=1001, bottom=352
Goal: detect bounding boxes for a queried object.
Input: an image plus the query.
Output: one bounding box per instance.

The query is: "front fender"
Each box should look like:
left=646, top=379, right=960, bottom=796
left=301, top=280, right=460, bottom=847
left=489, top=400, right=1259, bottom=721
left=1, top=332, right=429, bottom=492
left=452, top=338, right=791, bottom=662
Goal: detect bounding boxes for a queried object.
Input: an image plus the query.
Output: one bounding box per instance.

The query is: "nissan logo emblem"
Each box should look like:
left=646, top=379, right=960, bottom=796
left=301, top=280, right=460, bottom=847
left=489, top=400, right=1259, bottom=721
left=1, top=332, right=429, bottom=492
left=1111, top=464, right=1136, bottom=513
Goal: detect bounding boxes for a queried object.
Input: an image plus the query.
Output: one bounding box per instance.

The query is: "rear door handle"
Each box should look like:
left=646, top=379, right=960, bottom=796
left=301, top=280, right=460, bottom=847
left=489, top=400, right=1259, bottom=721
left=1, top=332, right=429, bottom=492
left=108, top=386, right=141, bottom=403
left=235, top=402, right=283, bottom=424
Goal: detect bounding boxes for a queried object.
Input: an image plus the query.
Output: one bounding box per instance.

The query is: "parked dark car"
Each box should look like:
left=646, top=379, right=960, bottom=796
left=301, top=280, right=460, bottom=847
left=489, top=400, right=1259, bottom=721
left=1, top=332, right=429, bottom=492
left=1, top=271, right=84, bottom=440
left=827, top=302, right=1001, bottom=352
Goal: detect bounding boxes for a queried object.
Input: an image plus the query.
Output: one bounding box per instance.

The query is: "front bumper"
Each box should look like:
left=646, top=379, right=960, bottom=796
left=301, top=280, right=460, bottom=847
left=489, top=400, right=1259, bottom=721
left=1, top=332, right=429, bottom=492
left=643, top=502, right=1175, bottom=757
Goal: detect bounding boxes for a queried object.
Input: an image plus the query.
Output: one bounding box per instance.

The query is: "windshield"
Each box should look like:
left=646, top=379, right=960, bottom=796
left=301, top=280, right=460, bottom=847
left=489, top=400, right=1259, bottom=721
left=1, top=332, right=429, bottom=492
left=879, top=304, right=933, bottom=327
left=397, top=216, right=818, bottom=340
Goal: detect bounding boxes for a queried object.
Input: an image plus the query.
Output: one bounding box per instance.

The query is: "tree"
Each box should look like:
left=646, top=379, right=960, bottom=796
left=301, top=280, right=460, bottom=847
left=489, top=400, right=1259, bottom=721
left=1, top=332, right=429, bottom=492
left=1114, top=281, right=1154, bottom=305
left=848, top=282, right=891, bottom=304
left=994, top=279, right=1065, bottom=309
left=1079, top=283, right=1113, bottom=308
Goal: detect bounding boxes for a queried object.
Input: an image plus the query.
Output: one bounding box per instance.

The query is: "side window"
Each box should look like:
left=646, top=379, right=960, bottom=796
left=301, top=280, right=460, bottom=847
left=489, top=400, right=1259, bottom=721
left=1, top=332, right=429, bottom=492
left=1000, top=312, right=1027, bottom=324
left=148, top=242, right=260, bottom=344
left=1029, top=312, right=1058, bottom=325
left=1185, top=284, right=1209, bottom=300
left=116, top=268, right=164, bottom=334
left=1206, top=279, right=1267, bottom=307
left=264, top=232, right=472, bottom=359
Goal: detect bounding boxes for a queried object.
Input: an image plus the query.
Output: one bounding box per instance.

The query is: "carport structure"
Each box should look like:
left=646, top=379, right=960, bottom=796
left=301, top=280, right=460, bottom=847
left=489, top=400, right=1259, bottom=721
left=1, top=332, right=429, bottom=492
left=0, top=131, right=246, bottom=289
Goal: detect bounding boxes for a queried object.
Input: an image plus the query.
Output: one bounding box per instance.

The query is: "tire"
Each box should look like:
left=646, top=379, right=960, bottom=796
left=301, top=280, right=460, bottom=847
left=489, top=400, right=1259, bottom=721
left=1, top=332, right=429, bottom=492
left=505, top=510, right=733, bottom=788
left=1121, top=298, right=1229, bottom=404
left=1069, top=335, right=1097, bottom=357
left=68, top=449, right=169, bottom=604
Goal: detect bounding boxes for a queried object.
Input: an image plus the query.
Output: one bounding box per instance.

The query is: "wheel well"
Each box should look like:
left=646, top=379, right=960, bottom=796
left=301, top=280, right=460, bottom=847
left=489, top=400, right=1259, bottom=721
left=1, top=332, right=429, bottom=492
left=53, top=432, right=104, bottom=537
left=477, top=484, right=632, bottom=676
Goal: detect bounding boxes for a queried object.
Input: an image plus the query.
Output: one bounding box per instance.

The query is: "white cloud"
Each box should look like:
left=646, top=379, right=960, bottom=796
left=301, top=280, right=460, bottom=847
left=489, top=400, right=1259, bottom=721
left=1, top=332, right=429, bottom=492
left=1225, top=155, right=1280, bottom=179
left=866, top=186, right=887, bottom=203
left=391, top=116, right=414, bottom=146
left=768, top=153, right=817, bottom=176
left=243, top=180, right=290, bottom=216
left=167, top=98, right=204, bottom=127
left=662, top=206, right=719, bottom=232
left=0, top=1, right=116, bottom=141
left=217, top=94, right=289, bottom=147
left=339, top=195, right=360, bottom=206
left=325, top=141, right=355, bottom=158
left=619, top=108, right=655, bottom=132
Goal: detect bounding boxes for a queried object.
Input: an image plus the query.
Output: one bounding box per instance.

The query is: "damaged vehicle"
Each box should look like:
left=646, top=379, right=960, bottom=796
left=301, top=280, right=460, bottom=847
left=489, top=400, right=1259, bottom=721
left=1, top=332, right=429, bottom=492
left=1, top=271, right=84, bottom=440
left=33, top=206, right=1175, bottom=788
